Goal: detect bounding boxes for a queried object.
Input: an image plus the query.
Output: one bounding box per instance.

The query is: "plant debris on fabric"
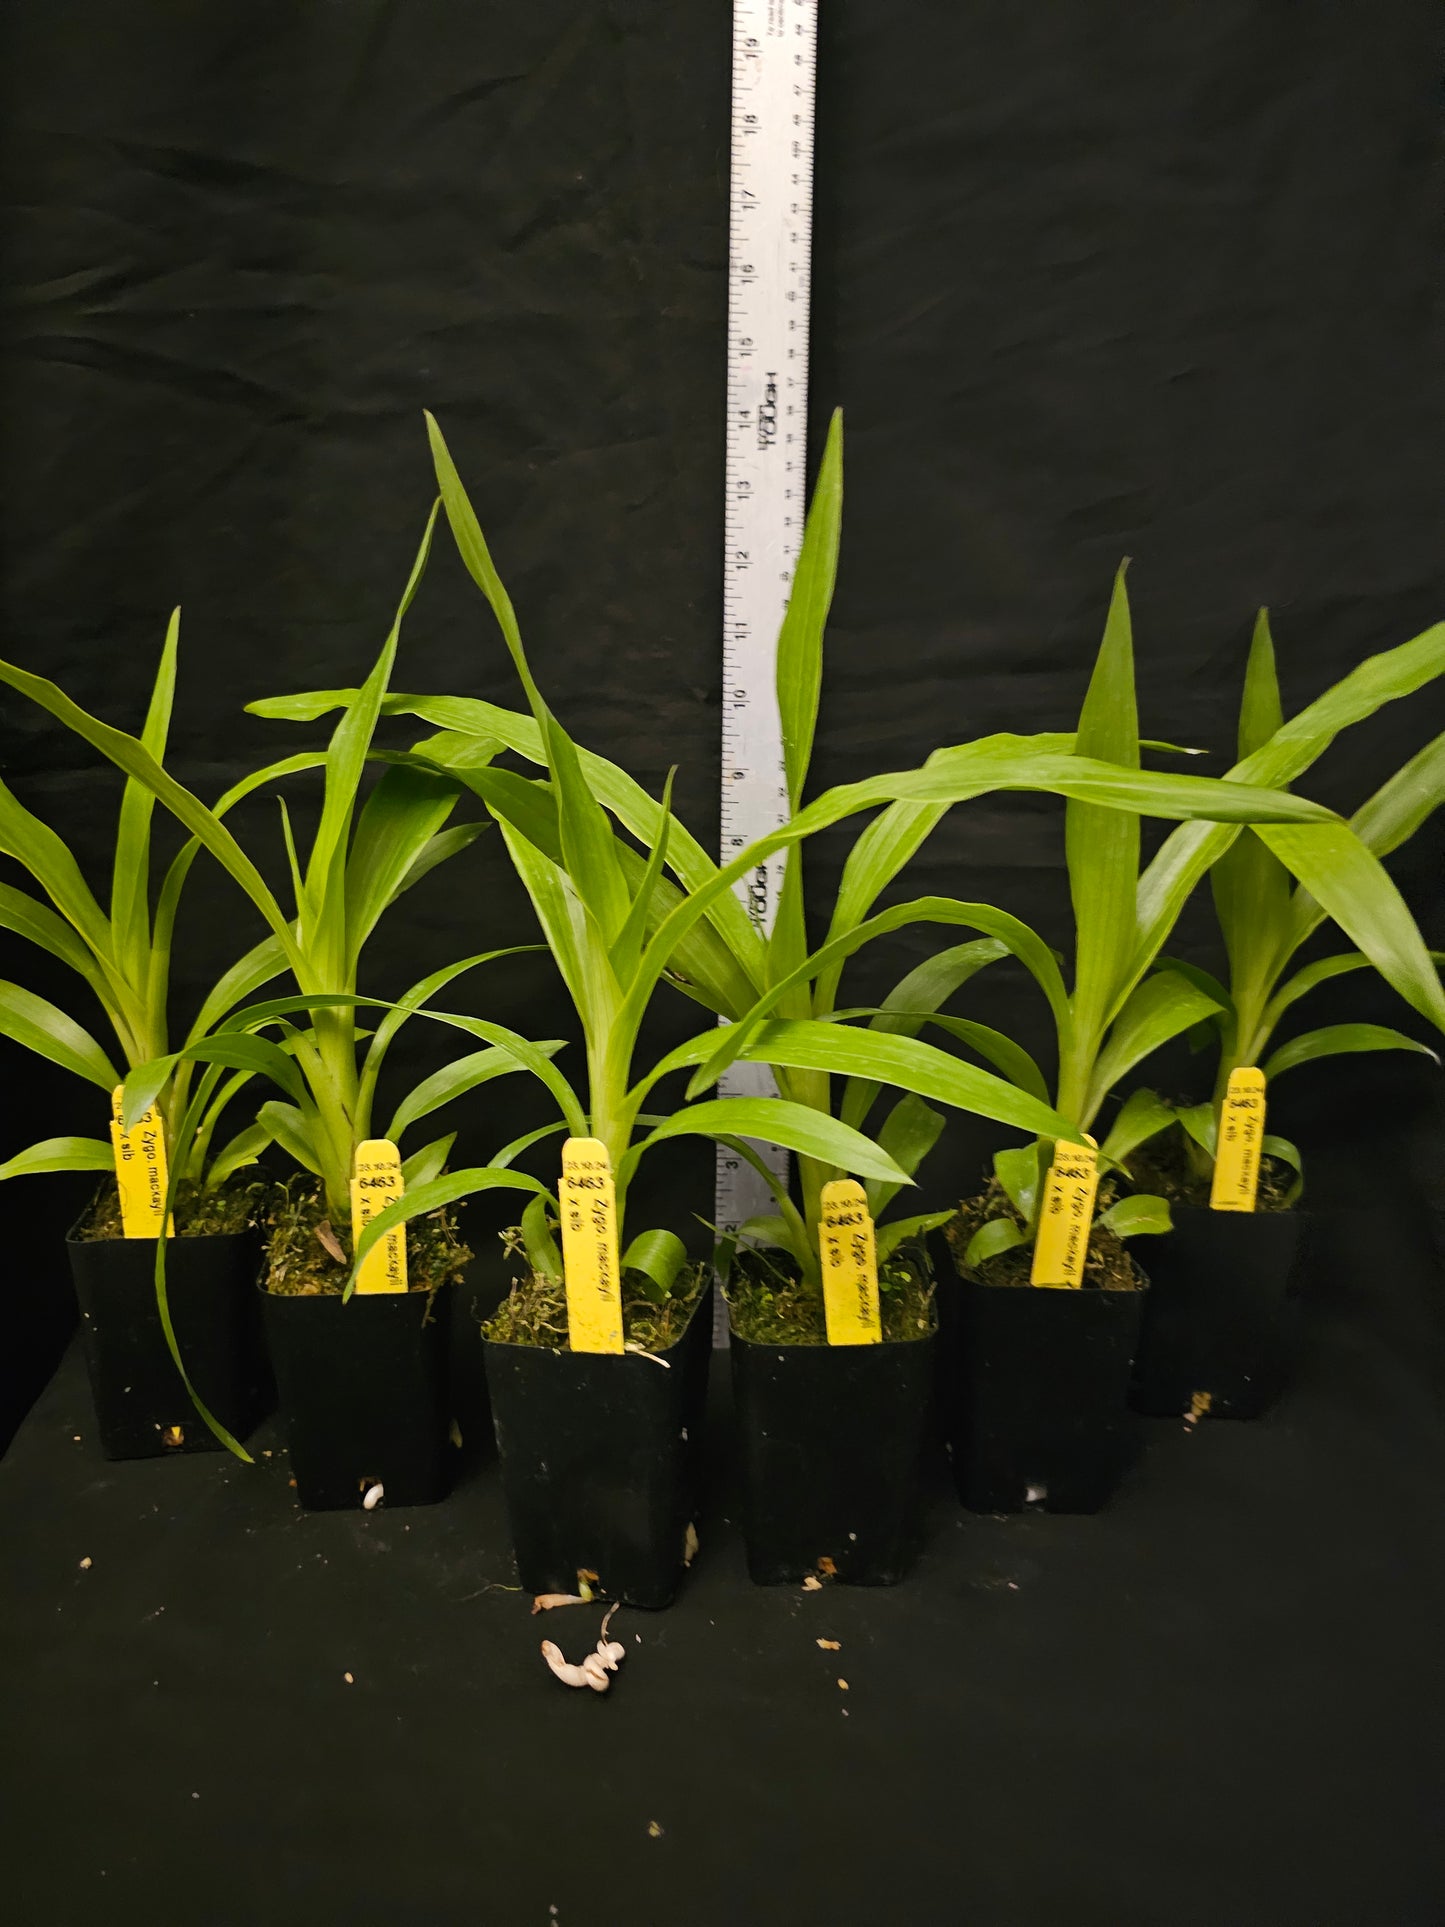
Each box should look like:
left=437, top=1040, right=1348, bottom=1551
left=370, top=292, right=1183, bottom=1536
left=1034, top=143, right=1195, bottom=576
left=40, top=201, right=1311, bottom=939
left=262, top=1179, right=471, bottom=1297
left=726, top=1238, right=936, bottom=1345
left=77, top=1175, right=270, bottom=1243
left=948, top=1180, right=1143, bottom=1291
left=485, top=1234, right=708, bottom=1351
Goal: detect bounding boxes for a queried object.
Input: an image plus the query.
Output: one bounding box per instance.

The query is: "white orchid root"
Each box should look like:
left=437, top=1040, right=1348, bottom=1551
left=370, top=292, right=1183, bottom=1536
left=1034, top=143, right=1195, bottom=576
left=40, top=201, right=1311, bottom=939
left=540, top=1612, right=628, bottom=1694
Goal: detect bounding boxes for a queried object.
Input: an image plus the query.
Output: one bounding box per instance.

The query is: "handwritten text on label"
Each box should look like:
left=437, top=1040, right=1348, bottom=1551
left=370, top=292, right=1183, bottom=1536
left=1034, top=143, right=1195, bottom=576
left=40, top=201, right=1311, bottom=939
left=110, top=1086, right=173, bottom=1238
left=560, top=1137, right=624, bottom=1355
left=820, top=1178, right=882, bottom=1345
left=351, top=1139, right=407, bottom=1294
left=1030, top=1140, right=1100, bottom=1289
left=1210, top=1067, right=1266, bottom=1213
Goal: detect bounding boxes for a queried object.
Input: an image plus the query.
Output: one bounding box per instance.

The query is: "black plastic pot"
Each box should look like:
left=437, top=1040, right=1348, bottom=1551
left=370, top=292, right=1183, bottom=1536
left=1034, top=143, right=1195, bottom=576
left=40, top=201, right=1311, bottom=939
left=261, top=1282, right=455, bottom=1510
left=1130, top=1205, right=1304, bottom=1418
left=67, top=1211, right=271, bottom=1461
left=730, top=1317, right=937, bottom=1585
left=950, top=1265, right=1147, bottom=1514
left=484, top=1285, right=711, bottom=1609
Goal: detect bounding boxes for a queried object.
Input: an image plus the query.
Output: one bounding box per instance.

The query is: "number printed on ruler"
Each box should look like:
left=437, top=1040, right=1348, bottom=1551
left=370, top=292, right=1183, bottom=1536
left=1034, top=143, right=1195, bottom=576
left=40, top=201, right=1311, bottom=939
left=723, top=0, right=817, bottom=928
left=716, top=0, right=819, bottom=1272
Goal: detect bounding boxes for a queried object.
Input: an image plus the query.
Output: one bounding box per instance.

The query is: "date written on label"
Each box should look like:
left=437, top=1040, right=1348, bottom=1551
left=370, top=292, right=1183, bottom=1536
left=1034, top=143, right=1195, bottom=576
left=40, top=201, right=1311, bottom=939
left=110, top=1085, right=173, bottom=1239
left=820, top=1178, right=882, bottom=1345
left=351, top=1139, right=407, bottom=1294
left=1030, top=1140, right=1100, bottom=1289
left=560, top=1137, right=624, bottom=1355
left=1210, top=1067, right=1266, bottom=1213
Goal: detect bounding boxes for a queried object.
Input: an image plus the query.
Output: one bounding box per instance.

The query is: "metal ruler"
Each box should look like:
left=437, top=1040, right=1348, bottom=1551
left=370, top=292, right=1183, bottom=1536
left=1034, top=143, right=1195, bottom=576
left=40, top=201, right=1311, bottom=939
left=714, top=0, right=818, bottom=1337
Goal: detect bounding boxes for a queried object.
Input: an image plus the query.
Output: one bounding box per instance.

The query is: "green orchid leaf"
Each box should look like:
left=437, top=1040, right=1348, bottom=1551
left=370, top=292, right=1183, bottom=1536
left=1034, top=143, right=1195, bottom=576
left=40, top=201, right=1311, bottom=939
left=1067, top=561, right=1143, bottom=1064
left=618, top=1097, right=910, bottom=1195
left=344, top=762, right=462, bottom=959
left=1262, top=1132, right=1305, bottom=1205
left=348, top=1167, right=550, bottom=1294
left=0, top=661, right=302, bottom=973
left=777, top=409, right=842, bottom=810
left=686, top=896, right=1066, bottom=1107
left=608, top=768, right=676, bottom=985
left=121, top=1033, right=306, bottom=1128
left=1154, top=954, right=1235, bottom=1019
left=875, top=1210, right=956, bottom=1263
left=306, top=503, right=439, bottom=951
left=963, top=1215, right=1032, bottom=1269
left=1095, top=1194, right=1172, bottom=1238
left=735, top=1214, right=801, bottom=1260
left=111, top=608, right=178, bottom=981
left=1098, top=1087, right=1178, bottom=1168
left=520, top=1191, right=564, bottom=1284
left=185, top=934, right=292, bottom=1048
left=0, top=779, right=117, bottom=972
left=0, top=881, right=107, bottom=991
left=384, top=1040, right=565, bottom=1142
left=1175, top=1102, right=1217, bottom=1158
left=0, top=982, right=118, bottom=1091
left=1254, top=820, right=1445, bottom=1038
left=994, top=1143, right=1044, bottom=1222
left=1261, top=952, right=1376, bottom=1030
left=865, top=1093, right=946, bottom=1217
left=0, top=1135, right=114, bottom=1181
left=1210, top=617, right=1293, bottom=1026
left=203, top=1122, right=271, bottom=1190
left=839, top=937, right=1010, bottom=1133
left=1134, top=620, right=1445, bottom=992
left=359, top=947, right=541, bottom=1102
left=1085, top=971, right=1224, bottom=1122
left=400, top=1133, right=456, bottom=1188
left=923, top=1013, right=1052, bottom=1108
left=256, top=1101, right=324, bottom=1177
left=622, top=1228, right=689, bottom=1302
left=728, top=1018, right=1076, bottom=1144
left=1282, top=731, right=1445, bottom=963
left=488, top=1122, right=569, bottom=1171
left=1262, top=1023, right=1439, bottom=1081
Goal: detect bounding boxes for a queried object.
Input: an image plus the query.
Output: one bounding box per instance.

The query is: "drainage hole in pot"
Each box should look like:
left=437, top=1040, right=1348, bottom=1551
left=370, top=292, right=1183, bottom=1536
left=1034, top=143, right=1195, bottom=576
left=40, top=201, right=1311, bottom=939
left=162, top=1426, right=184, bottom=1448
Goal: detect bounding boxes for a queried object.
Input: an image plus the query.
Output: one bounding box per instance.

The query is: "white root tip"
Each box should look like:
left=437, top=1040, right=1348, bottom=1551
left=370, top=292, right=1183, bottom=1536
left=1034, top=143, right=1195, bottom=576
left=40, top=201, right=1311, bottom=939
left=540, top=1639, right=606, bottom=1691
left=362, top=1482, right=384, bottom=1510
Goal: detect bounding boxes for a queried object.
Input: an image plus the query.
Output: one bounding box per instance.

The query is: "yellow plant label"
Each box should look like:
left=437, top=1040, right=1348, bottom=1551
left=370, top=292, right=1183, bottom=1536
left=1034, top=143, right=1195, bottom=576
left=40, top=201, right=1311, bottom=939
left=1030, top=1139, right=1099, bottom=1289
left=819, top=1179, right=882, bottom=1345
left=110, top=1086, right=173, bottom=1238
left=1210, top=1066, right=1266, bottom=1213
left=560, top=1137, right=624, bottom=1355
left=350, top=1139, right=407, bottom=1294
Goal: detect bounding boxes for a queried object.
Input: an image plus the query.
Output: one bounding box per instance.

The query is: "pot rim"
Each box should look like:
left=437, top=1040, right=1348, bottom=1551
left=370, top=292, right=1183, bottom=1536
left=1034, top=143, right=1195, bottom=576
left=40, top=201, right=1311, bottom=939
left=482, top=1272, right=711, bottom=1358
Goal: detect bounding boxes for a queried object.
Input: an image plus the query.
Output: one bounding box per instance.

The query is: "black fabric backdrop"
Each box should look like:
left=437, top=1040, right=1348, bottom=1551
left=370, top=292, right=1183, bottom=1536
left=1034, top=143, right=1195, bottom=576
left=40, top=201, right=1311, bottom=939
left=3, top=3, right=1445, bottom=1430
left=2, top=5, right=1445, bottom=1921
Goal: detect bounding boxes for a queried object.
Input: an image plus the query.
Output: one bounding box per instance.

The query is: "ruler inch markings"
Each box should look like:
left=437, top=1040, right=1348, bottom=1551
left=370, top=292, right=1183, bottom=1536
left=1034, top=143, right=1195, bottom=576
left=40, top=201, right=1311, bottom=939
left=714, top=0, right=818, bottom=1344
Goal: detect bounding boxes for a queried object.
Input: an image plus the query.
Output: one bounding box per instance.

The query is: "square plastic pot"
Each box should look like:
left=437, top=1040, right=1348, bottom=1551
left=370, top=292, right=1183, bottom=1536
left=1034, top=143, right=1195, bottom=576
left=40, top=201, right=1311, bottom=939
left=483, top=1284, right=711, bottom=1609
left=1130, top=1205, right=1304, bottom=1418
left=950, top=1266, right=1147, bottom=1514
left=67, top=1209, right=271, bottom=1461
left=730, top=1319, right=937, bottom=1585
left=261, top=1281, right=455, bottom=1510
